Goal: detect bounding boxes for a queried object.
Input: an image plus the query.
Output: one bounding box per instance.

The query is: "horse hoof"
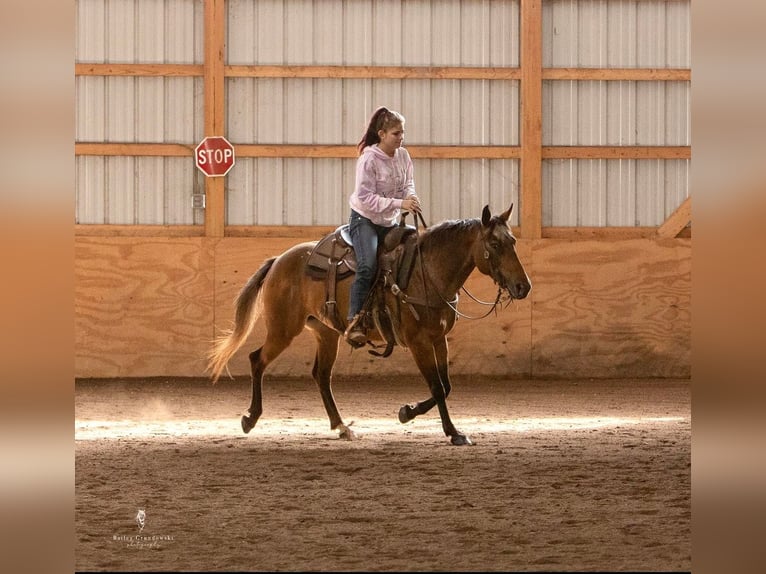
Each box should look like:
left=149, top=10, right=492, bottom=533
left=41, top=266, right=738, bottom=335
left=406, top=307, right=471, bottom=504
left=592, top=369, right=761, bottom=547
left=398, top=405, right=414, bottom=424
left=451, top=434, right=473, bottom=446
left=241, top=415, right=255, bottom=434
left=338, top=423, right=356, bottom=441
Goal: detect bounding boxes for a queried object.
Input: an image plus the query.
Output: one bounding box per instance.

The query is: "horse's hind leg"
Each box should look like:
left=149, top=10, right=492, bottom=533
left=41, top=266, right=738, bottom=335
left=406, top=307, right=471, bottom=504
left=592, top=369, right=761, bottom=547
left=306, top=317, right=354, bottom=440
left=241, top=332, right=293, bottom=434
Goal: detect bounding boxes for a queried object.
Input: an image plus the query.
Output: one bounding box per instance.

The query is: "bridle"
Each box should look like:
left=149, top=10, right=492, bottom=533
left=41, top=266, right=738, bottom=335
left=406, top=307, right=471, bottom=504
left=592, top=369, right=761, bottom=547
left=412, top=211, right=507, bottom=321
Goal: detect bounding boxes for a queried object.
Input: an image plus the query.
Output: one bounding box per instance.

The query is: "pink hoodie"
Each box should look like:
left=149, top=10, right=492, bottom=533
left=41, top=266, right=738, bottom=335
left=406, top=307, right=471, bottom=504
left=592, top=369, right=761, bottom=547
left=349, top=144, right=416, bottom=227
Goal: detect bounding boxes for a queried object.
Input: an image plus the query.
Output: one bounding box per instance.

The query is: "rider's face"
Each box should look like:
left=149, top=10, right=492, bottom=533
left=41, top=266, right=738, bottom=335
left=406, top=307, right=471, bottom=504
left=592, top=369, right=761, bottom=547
left=377, top=123, right=405, bottom=155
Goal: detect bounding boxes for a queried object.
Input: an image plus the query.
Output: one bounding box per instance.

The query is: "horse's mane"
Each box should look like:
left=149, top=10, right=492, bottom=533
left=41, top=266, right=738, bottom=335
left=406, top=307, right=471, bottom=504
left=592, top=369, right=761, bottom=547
left=418, top=217, right=480, bottom=255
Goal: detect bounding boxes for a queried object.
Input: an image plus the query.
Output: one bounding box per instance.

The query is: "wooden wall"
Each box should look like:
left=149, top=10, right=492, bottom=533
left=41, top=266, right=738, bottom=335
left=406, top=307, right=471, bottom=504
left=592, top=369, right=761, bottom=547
left=75, top=236, right=690, bottom=379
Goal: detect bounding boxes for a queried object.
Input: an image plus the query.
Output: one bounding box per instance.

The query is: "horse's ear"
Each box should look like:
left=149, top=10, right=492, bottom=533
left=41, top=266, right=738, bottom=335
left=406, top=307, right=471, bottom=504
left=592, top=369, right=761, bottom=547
left=481, top=205, right=492, bottom=226
left=500, top=203, right=514, bottom=222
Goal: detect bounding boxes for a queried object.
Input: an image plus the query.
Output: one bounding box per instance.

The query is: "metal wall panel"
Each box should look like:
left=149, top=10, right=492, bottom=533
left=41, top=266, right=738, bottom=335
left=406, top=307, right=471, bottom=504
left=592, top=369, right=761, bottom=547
left=544, top=80, right=689, bottom=146
left=541, top=77, right=689, bottom=225
left=227, top=78, right=518, bottom=146
left=543, top=158, right=689, bottom=226
left=226, top=157, right=519, bottom=227
left=76, top=0, right=202, bottom=64
left=76, top=0, right=688, bottom=229
left=664, top=0, right=691, bottom=67
left=76, top=0, right=204, bottom=225
left=226, top=0, right=519, bottom=67
left=76, top=75, right=204, bottom=224
left=225, top=76, right=519, bottom=226
left=541, top=0, right=690, bottom=227
left=76, top=157, right=106, bottom=223
left=414, top=159, right=520, bottom=225
left=76, top=0, right=106, bottom=61
left=543, top=0, right=690, bottom=68
left=76, top=156, right=203, bottom=225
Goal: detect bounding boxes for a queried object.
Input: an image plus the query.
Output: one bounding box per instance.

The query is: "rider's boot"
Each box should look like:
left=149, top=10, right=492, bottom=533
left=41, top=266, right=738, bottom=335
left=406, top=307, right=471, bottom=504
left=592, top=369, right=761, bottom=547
left=344, top=313, right=368, bottom=347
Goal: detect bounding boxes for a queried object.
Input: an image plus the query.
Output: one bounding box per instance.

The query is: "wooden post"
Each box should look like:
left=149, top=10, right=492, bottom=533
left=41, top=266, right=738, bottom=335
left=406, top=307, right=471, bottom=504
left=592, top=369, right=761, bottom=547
left=520, top=0, right=543, bottom=239
left=204, top=0, right=226, bottom=238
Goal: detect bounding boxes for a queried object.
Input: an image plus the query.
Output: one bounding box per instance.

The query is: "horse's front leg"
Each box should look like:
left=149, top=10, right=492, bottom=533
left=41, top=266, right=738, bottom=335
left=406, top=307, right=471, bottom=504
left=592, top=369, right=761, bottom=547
left=408, top=337, right=471, bottom=446
left=397, top=337, right=451, bottom=422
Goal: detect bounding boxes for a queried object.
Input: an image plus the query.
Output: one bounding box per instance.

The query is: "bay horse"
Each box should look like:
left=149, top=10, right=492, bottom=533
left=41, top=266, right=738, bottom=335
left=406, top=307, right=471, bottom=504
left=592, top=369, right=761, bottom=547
left=207, top=203, right=531, bottom=445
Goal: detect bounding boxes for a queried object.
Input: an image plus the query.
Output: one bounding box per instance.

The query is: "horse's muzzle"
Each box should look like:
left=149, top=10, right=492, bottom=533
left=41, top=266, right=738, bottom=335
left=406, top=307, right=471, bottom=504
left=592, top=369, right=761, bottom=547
left=508, top=280, right=531, bottom=300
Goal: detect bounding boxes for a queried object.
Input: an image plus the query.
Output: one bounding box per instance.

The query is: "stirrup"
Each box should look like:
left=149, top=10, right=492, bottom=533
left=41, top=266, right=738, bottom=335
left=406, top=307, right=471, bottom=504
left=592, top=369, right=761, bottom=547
left=344, top=313, right=368, bottom=347
left=345, top=329, right=367, bottom=346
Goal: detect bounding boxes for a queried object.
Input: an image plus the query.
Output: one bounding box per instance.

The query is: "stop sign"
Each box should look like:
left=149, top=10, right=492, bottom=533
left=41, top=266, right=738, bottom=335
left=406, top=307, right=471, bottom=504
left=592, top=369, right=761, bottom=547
left=195, top=136, right=235, bottom=177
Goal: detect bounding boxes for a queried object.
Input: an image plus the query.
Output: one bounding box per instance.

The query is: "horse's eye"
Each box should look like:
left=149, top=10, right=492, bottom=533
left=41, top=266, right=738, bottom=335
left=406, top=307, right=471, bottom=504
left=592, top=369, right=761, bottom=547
left=489, top=241, right=500, bottom=250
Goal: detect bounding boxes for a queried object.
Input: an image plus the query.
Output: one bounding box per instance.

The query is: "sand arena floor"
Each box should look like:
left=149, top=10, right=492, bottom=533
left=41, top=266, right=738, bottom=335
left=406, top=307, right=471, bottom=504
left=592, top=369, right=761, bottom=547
left=75, top=376, right=690, bottom=572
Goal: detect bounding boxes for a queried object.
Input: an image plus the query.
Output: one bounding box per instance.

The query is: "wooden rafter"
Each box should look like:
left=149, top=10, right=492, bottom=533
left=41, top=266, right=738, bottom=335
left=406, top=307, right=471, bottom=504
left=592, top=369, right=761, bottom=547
left=74, top=63, right=203, bottom=76
left=543, top=146, right=691, bottom=160
left=75, top=63, right=689, bottom=82
left=543, top=68, right=690, bottom=81
left=75, top=142, right=691, bottom=161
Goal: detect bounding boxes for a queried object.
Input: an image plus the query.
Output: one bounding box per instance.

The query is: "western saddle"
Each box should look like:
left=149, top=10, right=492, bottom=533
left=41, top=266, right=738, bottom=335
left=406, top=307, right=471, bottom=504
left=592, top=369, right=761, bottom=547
left=305, top=218, right=420, bottom=355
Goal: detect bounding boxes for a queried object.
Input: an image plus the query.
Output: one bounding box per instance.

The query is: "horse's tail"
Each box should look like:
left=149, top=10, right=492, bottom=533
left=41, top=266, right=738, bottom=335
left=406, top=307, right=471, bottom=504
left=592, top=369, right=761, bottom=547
left=207, top=257, right=277, bottom=383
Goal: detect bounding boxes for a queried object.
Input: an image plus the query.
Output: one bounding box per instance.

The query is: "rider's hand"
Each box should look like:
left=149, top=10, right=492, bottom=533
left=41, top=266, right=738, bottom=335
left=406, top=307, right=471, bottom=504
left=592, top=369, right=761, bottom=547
left=402, top=196, right=421, bottom=213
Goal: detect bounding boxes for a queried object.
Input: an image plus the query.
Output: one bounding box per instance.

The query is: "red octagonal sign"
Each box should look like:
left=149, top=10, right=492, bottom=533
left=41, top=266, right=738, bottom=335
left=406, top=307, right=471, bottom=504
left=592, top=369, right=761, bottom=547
left=195, top=136, right=235, bottom=177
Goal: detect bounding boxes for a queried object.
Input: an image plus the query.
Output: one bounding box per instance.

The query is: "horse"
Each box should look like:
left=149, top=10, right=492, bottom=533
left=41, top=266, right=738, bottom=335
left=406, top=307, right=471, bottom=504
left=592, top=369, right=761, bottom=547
left=207, top=203, right=531, bottom=446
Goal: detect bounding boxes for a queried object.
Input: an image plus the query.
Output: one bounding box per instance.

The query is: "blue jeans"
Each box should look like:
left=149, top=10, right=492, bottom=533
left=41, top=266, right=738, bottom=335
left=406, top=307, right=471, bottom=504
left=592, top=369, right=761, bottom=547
left=347, top=210, right=393, bottom=321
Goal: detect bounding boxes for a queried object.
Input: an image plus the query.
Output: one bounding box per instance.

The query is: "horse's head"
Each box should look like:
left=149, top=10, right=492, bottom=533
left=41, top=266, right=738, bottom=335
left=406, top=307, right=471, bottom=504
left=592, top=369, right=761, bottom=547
left=475, top=203, right=531, bottom=300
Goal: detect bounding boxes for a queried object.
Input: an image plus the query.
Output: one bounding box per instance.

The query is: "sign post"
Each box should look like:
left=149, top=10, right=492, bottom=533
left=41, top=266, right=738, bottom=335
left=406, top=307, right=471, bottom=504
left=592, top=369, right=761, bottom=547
left=195, top=136, right=235, bottom=177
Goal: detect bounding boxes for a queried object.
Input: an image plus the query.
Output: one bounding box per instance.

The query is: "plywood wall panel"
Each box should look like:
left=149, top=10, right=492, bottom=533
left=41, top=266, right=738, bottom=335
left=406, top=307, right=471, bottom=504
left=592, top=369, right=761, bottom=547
left=75, top=237, right=216, bottom=377
left=530, top=238, right=691, bottom=378
left=75, top=236, right=689, bottom=380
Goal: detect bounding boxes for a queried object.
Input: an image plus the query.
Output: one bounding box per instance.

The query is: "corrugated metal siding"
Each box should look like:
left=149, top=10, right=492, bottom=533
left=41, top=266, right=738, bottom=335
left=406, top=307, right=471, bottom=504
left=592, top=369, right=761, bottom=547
left=75, top=0, right=688, bottom=229
left=75, top=157, right=204, bottom=225
left=227, top=0, right=519, bottom=67
left=227, top=77, right=519, bottom=147
left=75, top=74, right=205, bottom=224
left=542, top=158, right=689, bottom=227
left=76, top=0, right=204, bottom=224
left=76, top=0, right=203, bottom=64
left=224, top=0, right=521, bottom=225
left=543, top=0, right=690, bottom=68
left=226, top=74, right=520, bottom=225
left=542, top=80, right=690, bottom=147
left=226, top=156, right=521, bottom=227
left=542, top=0, right=690, bottom=227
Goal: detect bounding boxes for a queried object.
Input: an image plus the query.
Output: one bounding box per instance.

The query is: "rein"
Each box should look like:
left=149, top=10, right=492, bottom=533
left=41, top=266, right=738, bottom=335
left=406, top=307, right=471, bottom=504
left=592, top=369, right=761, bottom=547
left=413, top=210, right=431, bottom=316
